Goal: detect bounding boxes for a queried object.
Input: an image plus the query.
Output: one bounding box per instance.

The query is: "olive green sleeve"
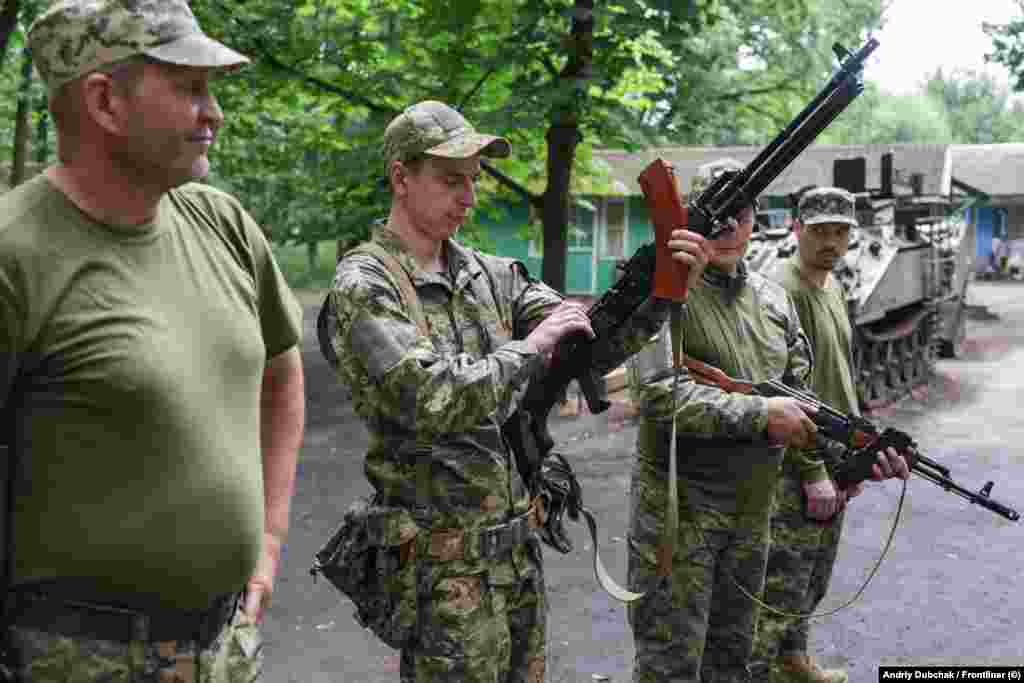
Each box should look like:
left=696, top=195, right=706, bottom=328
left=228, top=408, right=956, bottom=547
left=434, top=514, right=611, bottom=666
left=639, top=367, right=771, bottom=442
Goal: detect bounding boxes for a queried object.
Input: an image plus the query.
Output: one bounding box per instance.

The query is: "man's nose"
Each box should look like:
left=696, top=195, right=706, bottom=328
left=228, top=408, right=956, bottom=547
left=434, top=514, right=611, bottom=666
left=460, top=179, right=476, bottom=207
left=200, top=93, right=224, bottom=129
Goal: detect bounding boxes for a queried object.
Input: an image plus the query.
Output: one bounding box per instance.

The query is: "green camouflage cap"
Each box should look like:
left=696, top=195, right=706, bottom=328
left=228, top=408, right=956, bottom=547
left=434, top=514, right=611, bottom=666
left=383, top=100, right=511, bottom=173
left=798, top=186, right=858, bottom=227
left=28, top=0, right=250, bottom=90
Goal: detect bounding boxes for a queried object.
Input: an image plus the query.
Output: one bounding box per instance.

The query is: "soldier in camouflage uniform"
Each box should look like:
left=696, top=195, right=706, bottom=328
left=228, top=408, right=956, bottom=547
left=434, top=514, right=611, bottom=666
left=751, top=188, right=908, bottom=683
left=626, top=160, right=824, bottom=683
left=323, top=100, right=707, bottom=683
left=0, top=2, right=305, bottom=681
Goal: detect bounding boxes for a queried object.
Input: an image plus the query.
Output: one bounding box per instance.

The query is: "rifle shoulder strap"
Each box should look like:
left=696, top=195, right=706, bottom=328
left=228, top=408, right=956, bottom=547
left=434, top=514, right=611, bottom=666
left=316, top=242, right=430, bottom=369
left=344, top=242, right=430, bottom=338
left=324, top=242, right=434, bottom=509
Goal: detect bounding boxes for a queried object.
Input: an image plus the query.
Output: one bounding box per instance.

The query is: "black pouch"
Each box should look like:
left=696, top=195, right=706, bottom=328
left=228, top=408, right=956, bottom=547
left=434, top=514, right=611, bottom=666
left=310, top=497, right=420, bottom=649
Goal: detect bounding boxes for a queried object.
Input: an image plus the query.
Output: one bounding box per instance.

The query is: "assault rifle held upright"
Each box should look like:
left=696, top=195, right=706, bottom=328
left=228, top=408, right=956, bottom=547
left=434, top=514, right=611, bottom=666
left=504, top=37, right=881, bottom=489
left=684, top=356, right=1021, bottom=522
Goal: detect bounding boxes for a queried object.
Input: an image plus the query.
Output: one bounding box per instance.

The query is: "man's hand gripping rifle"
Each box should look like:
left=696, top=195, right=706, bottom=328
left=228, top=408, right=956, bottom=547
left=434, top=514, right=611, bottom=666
left=685, top=356, right=1020, bottom=522
left=502, top=38, right=882, bottom=601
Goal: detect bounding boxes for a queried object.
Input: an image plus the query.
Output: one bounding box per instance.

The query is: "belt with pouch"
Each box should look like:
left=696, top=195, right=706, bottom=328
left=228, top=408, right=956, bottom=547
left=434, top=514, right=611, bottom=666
left=421, top=497, right=546, bottom=563
left=3, top=584, right=239, bottom=650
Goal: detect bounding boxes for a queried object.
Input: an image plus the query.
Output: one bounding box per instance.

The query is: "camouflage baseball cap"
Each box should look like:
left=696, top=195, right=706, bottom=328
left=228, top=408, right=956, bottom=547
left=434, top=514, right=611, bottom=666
left=383, top=100, right=511, bottom=173
left=798, top=186, right=858, bottom=227
left=688, top=157, right=743, bottom=196
left=28, top=0, right=250, bottom=90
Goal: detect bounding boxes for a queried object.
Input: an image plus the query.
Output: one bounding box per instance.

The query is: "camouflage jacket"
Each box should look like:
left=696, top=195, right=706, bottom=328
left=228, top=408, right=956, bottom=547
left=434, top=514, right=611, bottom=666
left=631, top=262, right=819, bottom=515
left=327, top=223, right=669, bottom=533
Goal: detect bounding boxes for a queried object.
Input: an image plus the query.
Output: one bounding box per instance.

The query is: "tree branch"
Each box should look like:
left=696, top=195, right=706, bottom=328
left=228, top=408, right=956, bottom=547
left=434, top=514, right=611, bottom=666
left=0, top=0, right=20, bottom=70
left=459, top=65, right=498, bottom=110
left=481, top=159, right=542, bottom=208
left=211, top=0, right=398, bottom=116
left=710, top=81, right=803, bottom=102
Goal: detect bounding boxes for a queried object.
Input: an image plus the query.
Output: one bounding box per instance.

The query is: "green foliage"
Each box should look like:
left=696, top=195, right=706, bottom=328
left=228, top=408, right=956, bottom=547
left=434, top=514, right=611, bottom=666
left=984, top=1, right=1024, bottom=92
left=818, top=70, right=1024, bottom=145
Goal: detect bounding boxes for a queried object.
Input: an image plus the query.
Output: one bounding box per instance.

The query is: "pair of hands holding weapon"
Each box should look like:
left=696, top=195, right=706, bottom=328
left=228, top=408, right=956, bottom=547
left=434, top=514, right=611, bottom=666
left=661, top=224, right=910, bottom=522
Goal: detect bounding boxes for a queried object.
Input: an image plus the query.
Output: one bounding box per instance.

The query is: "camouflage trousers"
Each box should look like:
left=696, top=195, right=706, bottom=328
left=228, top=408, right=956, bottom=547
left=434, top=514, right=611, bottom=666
left=749, top=471, right=843, bottom=682
left=2, top=596, right=262, bottom=682
left=627, top=458, right=772, bottom=683
left=400, top=537, right=547, bottom=683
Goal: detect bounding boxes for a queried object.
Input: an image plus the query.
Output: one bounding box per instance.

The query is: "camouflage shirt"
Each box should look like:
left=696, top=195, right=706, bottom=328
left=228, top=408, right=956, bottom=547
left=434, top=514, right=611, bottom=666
left=631, top=262, right=815, bottom=515
left=328, top=223, right=668, bottom=532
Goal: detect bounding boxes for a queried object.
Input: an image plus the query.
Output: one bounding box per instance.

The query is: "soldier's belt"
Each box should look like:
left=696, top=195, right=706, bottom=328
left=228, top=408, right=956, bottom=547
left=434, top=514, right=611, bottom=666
left=427, top=497, right=545, bottom=562
left=3, top=586, right=238, bottom=650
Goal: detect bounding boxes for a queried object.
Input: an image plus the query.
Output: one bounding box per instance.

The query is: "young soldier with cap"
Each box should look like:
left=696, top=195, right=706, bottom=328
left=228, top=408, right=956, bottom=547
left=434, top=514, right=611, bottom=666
left=0, top=1, right=304, bottom=679
left=626, top=159, right=824, bottom=683
left=751, top=187, right=909, bottom=683
left=322, top=99, right=708, bottom=683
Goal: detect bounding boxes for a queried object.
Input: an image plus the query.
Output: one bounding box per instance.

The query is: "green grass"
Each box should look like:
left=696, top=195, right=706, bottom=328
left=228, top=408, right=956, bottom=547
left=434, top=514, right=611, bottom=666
left=271, top=241, right=338, bottom=296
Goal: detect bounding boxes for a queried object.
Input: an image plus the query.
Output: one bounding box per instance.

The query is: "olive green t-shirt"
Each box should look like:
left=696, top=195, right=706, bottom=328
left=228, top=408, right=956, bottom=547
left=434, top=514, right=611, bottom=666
left=769, top=258, right=859, bottom=480
left=0, top=174, right=302, bottom=609
left=770, top=258, right=858, bottom=416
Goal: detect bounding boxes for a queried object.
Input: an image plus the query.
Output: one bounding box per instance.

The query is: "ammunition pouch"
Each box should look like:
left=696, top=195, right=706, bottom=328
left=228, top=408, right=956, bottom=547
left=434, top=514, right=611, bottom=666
left=309, top=497, right=420, bottom=650
left=535, top=452, right=584, bottom=555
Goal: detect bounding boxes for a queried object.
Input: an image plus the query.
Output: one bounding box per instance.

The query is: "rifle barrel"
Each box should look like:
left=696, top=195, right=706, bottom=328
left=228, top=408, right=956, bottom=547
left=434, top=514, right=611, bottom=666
left=910, top=464, right=1020, bottom=521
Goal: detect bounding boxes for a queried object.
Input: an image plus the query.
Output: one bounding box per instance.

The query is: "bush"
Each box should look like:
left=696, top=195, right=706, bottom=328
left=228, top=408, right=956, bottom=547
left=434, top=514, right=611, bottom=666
left=270, top=241, right=338, bottom=292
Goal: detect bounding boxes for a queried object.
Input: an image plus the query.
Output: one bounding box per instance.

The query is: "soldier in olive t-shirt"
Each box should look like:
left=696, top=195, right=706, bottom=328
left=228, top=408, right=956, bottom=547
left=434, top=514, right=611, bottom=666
left=752, top=187, right=908, bottom=683
left=0, top=175, right=302, bottom=609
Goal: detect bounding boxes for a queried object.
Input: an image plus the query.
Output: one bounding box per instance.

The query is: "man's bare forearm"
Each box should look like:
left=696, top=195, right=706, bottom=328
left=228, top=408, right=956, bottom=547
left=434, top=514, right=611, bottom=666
left=260, top=346, right=305, bottom=541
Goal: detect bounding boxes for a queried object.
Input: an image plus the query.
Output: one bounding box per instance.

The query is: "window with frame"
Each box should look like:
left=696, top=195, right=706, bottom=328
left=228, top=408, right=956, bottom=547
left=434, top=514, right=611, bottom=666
left=569, top=201, right=595, bottom=251
left=602, top=199, right=626, bottom=258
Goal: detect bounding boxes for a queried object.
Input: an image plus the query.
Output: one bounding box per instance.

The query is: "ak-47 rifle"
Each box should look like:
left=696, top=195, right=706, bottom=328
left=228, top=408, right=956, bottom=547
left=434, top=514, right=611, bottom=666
left=684, top=356, right=1021, bottom=522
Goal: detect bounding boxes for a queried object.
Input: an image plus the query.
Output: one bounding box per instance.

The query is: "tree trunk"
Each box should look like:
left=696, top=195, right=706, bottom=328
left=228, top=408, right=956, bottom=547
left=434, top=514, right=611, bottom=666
left=540, top=125, right=577, bottom=293
left=306, top=241, right=318, bottom=277
left=9, top=47, right=33, bottom=188
left=539, top=0, right=593, bottom=294
left=0, top=0, right=19, bottom=70
left=34, top=92, right=49, bottom=164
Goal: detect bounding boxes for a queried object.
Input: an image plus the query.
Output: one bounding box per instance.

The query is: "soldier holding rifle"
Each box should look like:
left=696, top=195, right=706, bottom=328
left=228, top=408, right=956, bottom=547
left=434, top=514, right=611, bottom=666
left=752, top=187, right=910, bottom=683
left=320, top=99, right=705, bottom=683
left=626, top=162, right=908, bottom=683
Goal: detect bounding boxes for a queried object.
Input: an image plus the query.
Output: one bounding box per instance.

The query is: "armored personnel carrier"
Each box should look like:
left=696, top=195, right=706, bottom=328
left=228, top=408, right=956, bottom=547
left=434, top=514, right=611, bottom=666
left=745, top=154, right=975, bottom=408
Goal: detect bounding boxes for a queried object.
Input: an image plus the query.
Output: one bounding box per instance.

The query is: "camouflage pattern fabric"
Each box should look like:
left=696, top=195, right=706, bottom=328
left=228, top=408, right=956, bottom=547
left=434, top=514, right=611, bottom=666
left=626, top=262, right=816, bottom=682
left=750, top=252, right=862, bottom=681
left=750, top=468, right=844, bottom=682
left=28, top=0, right=249, bottom=90
left=628, top=456, right=772, bottom=683
left=797, top=187, right=857, bottom=227
left=327, top=222, right=669, bottom=680
left=400, top=537, right=547, bottom=683
left=383, top=101, right=511, bottom=174
left=4, top=600, right=261, bottom=682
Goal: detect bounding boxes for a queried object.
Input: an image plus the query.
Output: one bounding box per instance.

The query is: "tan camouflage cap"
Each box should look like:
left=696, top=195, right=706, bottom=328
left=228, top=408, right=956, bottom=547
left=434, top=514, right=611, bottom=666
left=383, top=100, right=511, bottom=173
left=28, top=0, right=250, bottom=90
left=798, top=186, right=858, bottom=227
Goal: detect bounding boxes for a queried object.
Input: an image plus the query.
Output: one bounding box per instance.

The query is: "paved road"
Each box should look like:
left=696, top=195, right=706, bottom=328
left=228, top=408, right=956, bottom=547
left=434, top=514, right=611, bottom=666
left=264, top=282, right=1024, bottom=682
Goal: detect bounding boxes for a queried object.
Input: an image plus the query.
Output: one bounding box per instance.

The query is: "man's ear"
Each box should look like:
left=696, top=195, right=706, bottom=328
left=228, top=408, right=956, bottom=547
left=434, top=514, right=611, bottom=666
left=80, top=73, right=128, bottom=136
left=389, top=161, right=407, bottom=198
left=793, top=219, right=803, bottom=237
